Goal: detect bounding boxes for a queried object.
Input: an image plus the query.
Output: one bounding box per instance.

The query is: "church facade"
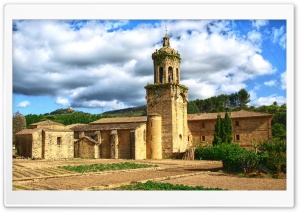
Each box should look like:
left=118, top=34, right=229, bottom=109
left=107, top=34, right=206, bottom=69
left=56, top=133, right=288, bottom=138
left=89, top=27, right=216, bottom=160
left=15, top=33, right=273, bottom=160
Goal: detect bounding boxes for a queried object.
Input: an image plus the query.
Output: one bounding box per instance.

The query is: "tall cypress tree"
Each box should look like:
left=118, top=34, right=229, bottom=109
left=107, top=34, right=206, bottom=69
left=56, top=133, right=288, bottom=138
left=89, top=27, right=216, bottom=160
left=213, top=112, right=233, bottom=145
left=213, top=114, right=222, bottom=146
left=223, top=112, right=233, bottom=143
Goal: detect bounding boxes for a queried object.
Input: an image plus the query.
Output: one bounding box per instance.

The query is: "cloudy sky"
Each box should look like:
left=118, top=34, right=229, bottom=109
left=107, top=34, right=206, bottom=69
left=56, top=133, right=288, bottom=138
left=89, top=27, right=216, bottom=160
left=12, top=20, right=286, bottom=115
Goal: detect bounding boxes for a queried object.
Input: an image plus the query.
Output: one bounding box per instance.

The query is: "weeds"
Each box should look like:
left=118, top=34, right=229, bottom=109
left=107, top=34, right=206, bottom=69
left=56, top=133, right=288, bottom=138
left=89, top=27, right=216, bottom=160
left=58, top=162, right=154, bottom=173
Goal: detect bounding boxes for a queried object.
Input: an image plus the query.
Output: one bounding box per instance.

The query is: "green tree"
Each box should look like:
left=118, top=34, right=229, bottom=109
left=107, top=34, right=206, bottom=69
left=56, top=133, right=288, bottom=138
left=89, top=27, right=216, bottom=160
left=187, top=101, right=200, bottom=114
left=13, top=112, right=26, bottom=145
left=213, top=112, right=233, bottom=145
left=259, top=138, right=286, bottom=178
left=272, top=123, right=286, bottom=139
left=213, top=114, right=222, bottom=146
left=223, top=112, right=233, bottom=143
left=237, top=88, right=250, bottom=109
left=229, top=93, right=238, bottom=109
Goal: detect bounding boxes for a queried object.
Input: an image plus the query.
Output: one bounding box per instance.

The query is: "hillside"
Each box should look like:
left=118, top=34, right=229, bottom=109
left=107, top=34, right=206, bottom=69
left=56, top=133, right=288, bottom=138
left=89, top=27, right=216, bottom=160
left=102, top=105, right=147, bottom=117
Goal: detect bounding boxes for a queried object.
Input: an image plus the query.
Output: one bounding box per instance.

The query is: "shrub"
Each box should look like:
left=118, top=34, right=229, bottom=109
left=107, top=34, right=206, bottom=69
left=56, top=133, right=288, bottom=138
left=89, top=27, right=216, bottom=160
left=235, top=148, right=260, bottom=176
left=116, top=181, right=225, bottom=190
left=195, top=143, right=260, bottom=175
left=258, top=138, right=286, bottom=178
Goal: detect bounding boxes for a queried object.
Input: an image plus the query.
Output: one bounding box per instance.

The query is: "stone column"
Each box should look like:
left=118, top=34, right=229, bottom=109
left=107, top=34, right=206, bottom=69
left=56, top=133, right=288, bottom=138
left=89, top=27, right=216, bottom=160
left=110, top=130, right=118, bottom=159
left=94, top=131, right=101, bottom=158
left=147, top=114, right=162, bottom=159
left=130, top=130, right=135, bottom=159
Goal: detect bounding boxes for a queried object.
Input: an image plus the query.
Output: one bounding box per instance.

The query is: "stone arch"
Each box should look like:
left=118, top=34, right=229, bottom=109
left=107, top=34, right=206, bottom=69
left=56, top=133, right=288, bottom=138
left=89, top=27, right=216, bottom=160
left=168, top=66, right=173, bottom=83
left=159, top=67, right=164, bottom=83
left=180, top=92, right=187, bottom=102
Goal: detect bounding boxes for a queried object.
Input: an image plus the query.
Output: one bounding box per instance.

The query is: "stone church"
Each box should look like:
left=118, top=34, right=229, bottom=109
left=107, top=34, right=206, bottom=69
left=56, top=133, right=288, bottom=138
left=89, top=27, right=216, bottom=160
left=15, top=33, right=273, bottom=160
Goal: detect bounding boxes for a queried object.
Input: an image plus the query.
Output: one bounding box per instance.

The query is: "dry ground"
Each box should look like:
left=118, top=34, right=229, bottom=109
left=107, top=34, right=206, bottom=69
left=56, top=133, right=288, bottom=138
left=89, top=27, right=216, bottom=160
left=12, top=158, right=286, bottom=191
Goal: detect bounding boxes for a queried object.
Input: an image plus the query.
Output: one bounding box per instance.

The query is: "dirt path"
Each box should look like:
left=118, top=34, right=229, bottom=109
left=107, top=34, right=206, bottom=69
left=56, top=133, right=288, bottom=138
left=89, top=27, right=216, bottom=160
left=13, top=158, right=286, bottom=191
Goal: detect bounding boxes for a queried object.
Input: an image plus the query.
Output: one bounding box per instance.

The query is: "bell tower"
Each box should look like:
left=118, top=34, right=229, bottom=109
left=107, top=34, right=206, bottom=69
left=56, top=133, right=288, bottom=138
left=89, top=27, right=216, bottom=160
left=145, top=33, right=189, bottom=159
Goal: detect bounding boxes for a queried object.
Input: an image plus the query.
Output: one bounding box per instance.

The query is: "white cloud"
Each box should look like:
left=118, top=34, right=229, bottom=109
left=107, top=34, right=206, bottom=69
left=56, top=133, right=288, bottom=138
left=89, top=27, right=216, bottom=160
left=271, top=26, right=286, bottom=49
left=251, top=20, right=269, bottom=30
left=74, top=99, right=125, bottom=110
left=253, top=84, right=261, bottom=90
left=247, top=30, right=262, bottom=46
left=17, top=100, right=30, bottom=108
left=252, top=94, right=286, bottom=106
left=13, top=20, right=279, bottom=109
left=56, top=97, right=70, bottom=107
left=280, top=71, right=286, bottom=89
left=264, top=80, right=276, bottom=87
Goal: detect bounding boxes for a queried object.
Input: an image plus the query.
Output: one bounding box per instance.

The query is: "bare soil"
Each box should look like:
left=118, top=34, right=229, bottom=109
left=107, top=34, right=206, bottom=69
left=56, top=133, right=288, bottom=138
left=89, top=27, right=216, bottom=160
left=12, top=158, right=286, bottom=191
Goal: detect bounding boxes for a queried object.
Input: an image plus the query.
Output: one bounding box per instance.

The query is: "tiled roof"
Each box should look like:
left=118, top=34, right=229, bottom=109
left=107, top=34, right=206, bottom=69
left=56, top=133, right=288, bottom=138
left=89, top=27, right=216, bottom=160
left=71, top=122, right=145, bottom=131
left=188, top=110, right=273, bottom=121
left=90, top=116, right=147, bottom=125
left=30, top=120, right=64, bottom=126
left=75, top=136, right=99, bottom=144
left=43, top=129, right=73, bottom=132
left=16, top=128, right=42, bottom=135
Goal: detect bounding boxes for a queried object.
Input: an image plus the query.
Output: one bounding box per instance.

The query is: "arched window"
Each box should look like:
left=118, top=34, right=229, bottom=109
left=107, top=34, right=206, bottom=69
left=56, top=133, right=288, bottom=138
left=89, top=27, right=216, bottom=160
left=159, top=67, right=164, bottom=83
left=168, top=67, right=173, bottom=83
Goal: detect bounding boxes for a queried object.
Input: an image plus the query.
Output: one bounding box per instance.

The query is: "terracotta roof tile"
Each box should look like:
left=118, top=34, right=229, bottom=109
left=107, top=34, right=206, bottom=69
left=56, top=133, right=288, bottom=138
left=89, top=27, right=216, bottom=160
left=75, top=136, right=99, bottom=144
left=72, top=122, right=145, bottom=131
left=16, top=128, right=42, bottom=135
left=43, top=129, right=73, bottom=132
left=90, top=116, right=147, bottom=125
left=188, top=110, right=273, bottom=121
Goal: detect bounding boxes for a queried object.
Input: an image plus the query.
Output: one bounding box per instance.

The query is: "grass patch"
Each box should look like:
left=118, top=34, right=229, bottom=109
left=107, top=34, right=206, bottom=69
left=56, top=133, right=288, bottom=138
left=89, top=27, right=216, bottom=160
left=115, top=181, right=226, bottom=190
left=58, top=162, right=156, bottom=173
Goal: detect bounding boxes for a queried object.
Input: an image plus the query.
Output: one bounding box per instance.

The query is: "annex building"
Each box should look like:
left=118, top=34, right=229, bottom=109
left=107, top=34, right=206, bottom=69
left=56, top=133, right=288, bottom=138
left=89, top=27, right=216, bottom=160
left=15, top=33, right=273, bottom=160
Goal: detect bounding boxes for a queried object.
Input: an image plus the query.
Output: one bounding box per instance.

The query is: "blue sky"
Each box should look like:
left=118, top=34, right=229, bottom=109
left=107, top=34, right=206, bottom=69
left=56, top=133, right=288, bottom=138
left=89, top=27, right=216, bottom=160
left=12, top=20, right=286, bottom=115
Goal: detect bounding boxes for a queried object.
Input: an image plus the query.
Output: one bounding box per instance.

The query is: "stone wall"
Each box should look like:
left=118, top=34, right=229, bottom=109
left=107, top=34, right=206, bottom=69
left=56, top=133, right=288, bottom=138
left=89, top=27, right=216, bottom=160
left=134, top=124, right=147, bottom=160
left=146, top=84, right=188, bottom=158
left=74, top=138, right=96, bottom=158
left=42, top=131, right=74, bottom=159
left=232, top=117, right=272, bottom=148
left=188, top=116, right=272, bottom=148
left=15, top=134, right=33, bottom=158
left=100, top=131, right=111, bottom=158
left=74, top=128, right=142, bottom=159
left=117, top=130, right=131, bottom=159
left=32, top=130, right=43, bottom=158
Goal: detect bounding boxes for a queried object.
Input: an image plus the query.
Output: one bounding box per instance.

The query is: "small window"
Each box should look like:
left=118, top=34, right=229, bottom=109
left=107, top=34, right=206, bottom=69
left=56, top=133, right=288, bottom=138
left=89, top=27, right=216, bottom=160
left=235, top=135, right=240, bottom=141
left=201, top=136, right=206, bottom=141
left=236, top=121, right=240, bottom=126
left=57, top=137, right=62, bottom=146
left=202, top=122, right=205, bottom=128
left=143, top=129, right=146, bottom=141
left=179, top=134, right=182, bottom=141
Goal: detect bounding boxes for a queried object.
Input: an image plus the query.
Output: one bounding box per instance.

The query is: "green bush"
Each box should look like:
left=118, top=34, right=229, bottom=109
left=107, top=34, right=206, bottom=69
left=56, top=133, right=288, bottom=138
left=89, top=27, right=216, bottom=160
left=195, top=143, right=260, bottom=175
left=235, top=148, right=260, bottom=176
left=258, top=138, right=286, bottom=178
left=116, top=181, right=225, bottom=190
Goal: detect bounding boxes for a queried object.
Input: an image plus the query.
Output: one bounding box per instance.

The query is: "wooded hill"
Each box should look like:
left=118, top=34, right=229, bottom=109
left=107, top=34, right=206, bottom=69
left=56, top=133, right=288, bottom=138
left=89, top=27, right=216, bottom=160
left=16, top=89, right=286, bottom=138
